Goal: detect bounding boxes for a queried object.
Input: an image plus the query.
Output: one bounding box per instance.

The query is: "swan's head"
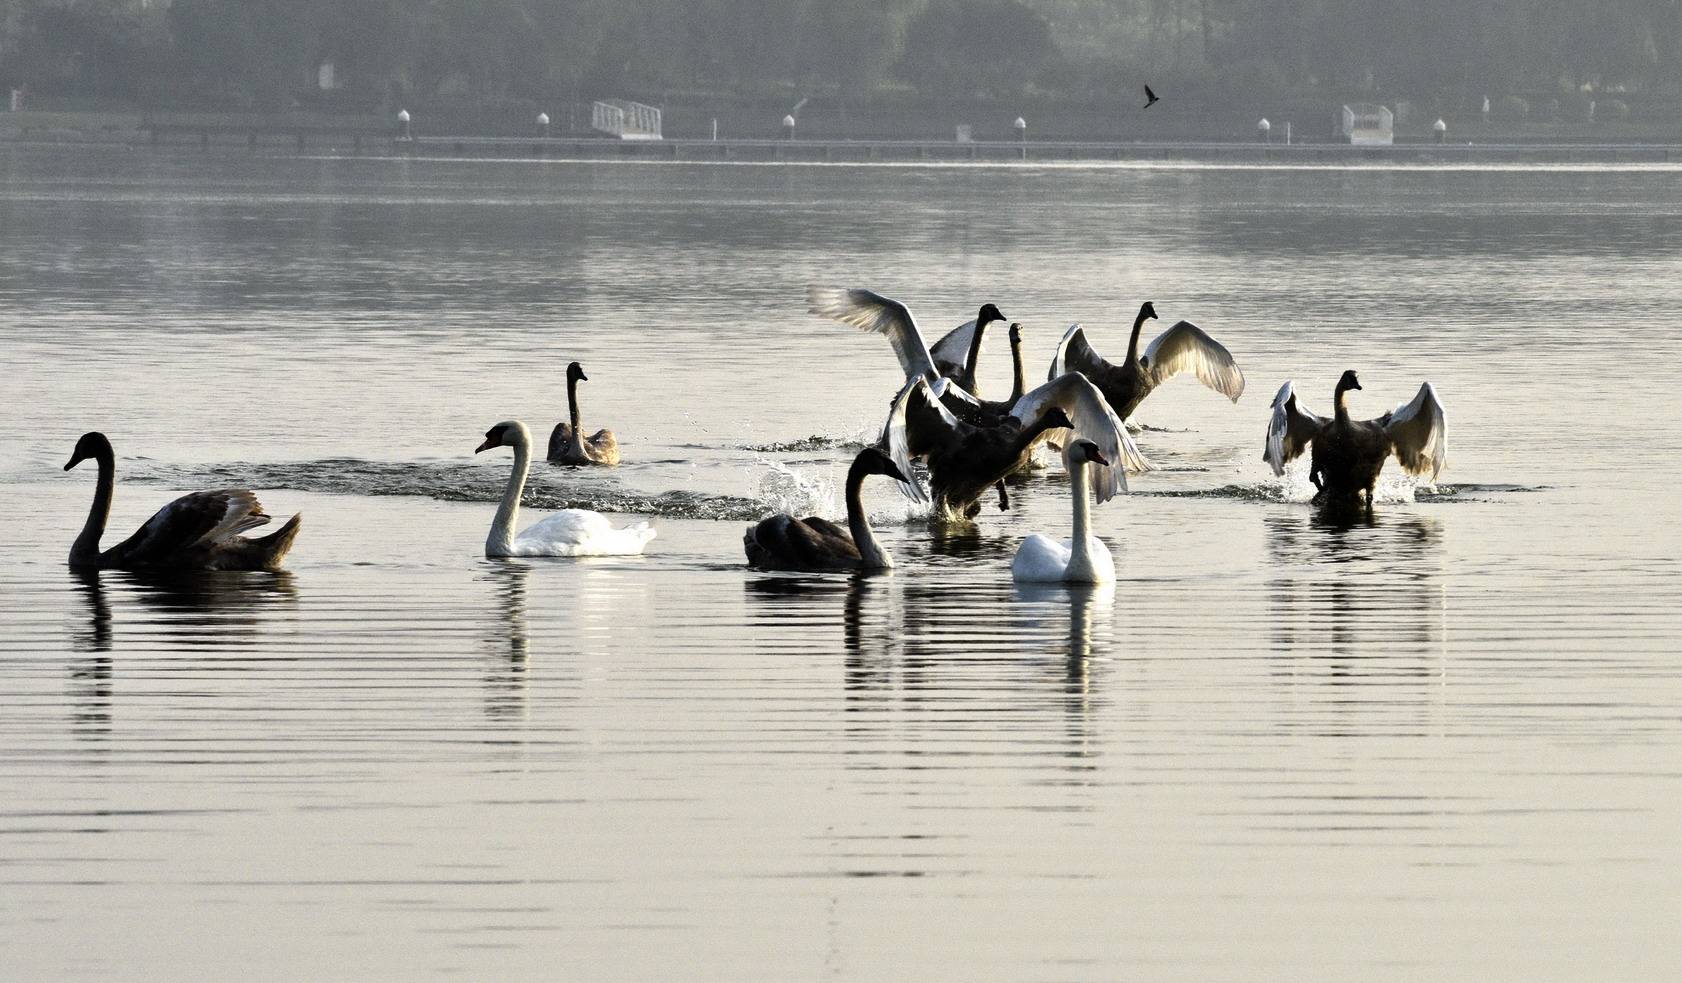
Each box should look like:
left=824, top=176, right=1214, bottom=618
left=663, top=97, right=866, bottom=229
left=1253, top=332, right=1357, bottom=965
left=1008, top=322, right=1023, bottom=345
left=1337, top=369, right=1362, bottom=393
left=567, top=362, right=588, bottom=383
left=475, top=420, right=527, bottom=454
left=854, top=447, right=908, bottom=485
left=977, top=303, right=1005, bottom=328
left=1039, top=407, right=1076, bottom=432
left=1138, top=301, right=1158, bottom=322
left=64, top=432, right=112, bottom=471
left=1069, top=440, right=1111, bottom=468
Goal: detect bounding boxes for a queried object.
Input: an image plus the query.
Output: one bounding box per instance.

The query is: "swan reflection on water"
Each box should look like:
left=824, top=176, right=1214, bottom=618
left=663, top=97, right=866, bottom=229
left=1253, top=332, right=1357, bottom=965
left=745, top=571, right=1113, bottom=764
left=67, top=568, right=298, bottom=741
left=1264, top=509, right=1448, bottom=688
left=479, top=561, right=531, bottom=721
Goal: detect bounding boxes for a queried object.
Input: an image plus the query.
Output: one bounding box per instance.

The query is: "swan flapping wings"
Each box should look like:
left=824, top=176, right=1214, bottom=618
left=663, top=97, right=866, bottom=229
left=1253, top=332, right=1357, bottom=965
left=1264, top=382, right=1329, bottom=476
left=1048, top=323, right=1106, bottom=383
left=1143, top=320, right=1245, bottom=402
left=808, top=286, right=940, bottom=386
left=1010, top=374, right=1142, bottom=502
left=928, top=318, right=986, bottom=383
left=884, top=377, right=963, bottom=503
left=1265, top=380, right=1447, bottom=481
left=1380, top=382, right=1447, bottom=480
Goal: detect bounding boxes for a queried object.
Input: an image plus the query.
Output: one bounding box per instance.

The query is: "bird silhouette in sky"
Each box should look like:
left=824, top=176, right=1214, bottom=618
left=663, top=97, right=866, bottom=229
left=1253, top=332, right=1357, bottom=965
left=1143, top=85, right=1160, bottom=109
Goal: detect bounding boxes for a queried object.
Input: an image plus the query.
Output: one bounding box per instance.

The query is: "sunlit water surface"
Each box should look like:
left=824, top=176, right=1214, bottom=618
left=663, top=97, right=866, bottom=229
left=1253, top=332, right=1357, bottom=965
left=3, top=148, right=1681, bottom=981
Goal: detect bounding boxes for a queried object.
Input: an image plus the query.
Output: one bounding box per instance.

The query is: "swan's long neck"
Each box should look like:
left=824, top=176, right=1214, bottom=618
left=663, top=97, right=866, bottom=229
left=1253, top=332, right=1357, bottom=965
left=1334, top=380, right=1355, bottom=425
left=964, top=318, right=989, bottom=382
left=1016, top=414, right=1065, bottom=456
left=71, top=449, right=115, bottom=565
left=1125, top=307, right=1150, bottom=365
left=488, top=426, right=531, bottom=556
left=566, top=376, right=586, bottom=453
left=1066, top=458, right=1096, bottom=576
left=845, top=461, right=892, bottom=570
left=1008, top=332, right=1025, bottom=403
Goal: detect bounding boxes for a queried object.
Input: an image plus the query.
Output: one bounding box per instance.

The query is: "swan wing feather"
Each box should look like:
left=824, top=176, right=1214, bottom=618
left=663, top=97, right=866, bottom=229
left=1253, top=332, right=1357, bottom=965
left=807, top=285, right=938, bottom=385
left=885, top=378, right=961, bottom=503
left=1143, top=320, right=1246, bottom=402
left=1048, top=323, right=1109, bottom=383
left=1012, top=373, right=1141, bottom=501
left=1380, top=382, right=1447, bottom=480
left=109, top=489, right=271, bottom=564
left=1264, top=381, right=1329, bottom=476
left=929, top=318, right=985, bottom=380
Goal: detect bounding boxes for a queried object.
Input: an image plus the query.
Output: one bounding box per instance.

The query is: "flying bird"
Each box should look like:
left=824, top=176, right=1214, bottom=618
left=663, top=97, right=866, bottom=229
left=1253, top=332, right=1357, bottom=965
left=1143, top=85, right=1160, bottom=109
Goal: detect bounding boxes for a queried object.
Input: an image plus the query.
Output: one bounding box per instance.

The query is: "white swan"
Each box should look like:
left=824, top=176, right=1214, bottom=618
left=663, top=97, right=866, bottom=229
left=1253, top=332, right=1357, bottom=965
left=1011, top=440, right=1116, bottom=584
left=475, top=420, right=655, bottom=558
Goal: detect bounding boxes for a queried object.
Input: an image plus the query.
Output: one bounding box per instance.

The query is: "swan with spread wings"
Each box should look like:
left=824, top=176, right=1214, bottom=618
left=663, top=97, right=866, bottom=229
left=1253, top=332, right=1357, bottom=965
left=1049, top=301, right=1245, bottom=457
left=1264, top=370, right=1446, bottom=510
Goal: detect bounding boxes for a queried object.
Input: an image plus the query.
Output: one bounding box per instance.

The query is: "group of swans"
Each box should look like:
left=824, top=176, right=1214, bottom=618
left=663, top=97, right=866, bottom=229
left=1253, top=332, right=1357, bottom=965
left=62, top=359, right=649, bottom=571
left=59, top=293, right=1447, bottom=583
left=800, top=285, right=1448, bottom=579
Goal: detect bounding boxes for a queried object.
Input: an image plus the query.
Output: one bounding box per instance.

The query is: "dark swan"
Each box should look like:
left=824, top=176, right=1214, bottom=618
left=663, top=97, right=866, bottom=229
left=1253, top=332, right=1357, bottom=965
left=744, top=447, right=908, bottom=572
left=548, top=361, right=620, bottom=466
left=1049, top=300, right=1245, bottom=450
left=63, top=432, right=301, bottom=571
left=884, top=372, right=1136, bottom=520
left=1265, top=370, right=1447, bottom=509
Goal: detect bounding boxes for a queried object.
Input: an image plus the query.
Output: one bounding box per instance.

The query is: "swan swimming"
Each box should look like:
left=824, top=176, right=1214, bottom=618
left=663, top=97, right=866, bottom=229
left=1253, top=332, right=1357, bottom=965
left=1012, top=440, right=1117, bottom=584
left=62, top=431, right=301, bottom=571
left=549, top=362, right=621, bottom=466
left=743, top=447, right=907, bottom=572
left=477, top=420, right=654, bottom=557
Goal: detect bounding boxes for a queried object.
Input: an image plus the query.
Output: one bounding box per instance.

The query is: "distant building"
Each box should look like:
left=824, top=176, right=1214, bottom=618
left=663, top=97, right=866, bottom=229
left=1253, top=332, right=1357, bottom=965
left=592, top=101, right=662, bottom=140
left=1338, top=103, right=1394, bottom=145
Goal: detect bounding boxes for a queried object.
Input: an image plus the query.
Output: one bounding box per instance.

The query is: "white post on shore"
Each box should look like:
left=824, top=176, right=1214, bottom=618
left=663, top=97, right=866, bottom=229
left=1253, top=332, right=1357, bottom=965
left=537, top=112, right=550, bottom=138
left=397, top=109, right=411, bottom=141
left=712, top=118, right=718, bottom=141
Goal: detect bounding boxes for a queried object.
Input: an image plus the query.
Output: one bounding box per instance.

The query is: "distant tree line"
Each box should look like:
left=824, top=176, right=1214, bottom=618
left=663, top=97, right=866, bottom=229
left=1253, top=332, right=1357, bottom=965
left=3, top=0, right=1680, bottom=112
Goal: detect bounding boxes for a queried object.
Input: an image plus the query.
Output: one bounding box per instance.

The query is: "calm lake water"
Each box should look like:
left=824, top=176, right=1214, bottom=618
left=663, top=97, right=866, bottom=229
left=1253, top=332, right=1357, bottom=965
left=3, top=147, right=1681, bottom=981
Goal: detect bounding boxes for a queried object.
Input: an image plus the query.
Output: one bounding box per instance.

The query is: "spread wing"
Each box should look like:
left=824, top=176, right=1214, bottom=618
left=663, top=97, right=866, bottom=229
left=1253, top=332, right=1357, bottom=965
left=929, top=318, right=985, bottom=383
left=1264, top=382, right=1329, bottom=476
left=1142, top=320, right=1245, bottom=402
left=1379, top=382, right=1447, bottom=480
left=885, top=378, right=966, bottom=503
left=807, top=286, right=938, bottom=386
left=1011, top=373, right=1141, bottom=503
left=107, top=489, right=271, bottom=565
left=1048, top=323, right=1112, bottom=384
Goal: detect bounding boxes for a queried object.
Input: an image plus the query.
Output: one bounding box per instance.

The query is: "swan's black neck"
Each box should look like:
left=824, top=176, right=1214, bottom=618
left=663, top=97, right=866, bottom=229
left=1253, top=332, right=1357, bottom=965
left=567, top=374, right=582, bottom=434
left=72, top=447, right=115, bottom=565
left=1008, top=332, right=1025, bottom=403
left=1334, top=378, right=1356, bottom=424
left=843, top=457, right=888, bottom=568
left=1017, top=413, right=1067, bottom=455
left=1125, top=307, right=1150, bottom=365
left=964, top=314, right=991, bottom=381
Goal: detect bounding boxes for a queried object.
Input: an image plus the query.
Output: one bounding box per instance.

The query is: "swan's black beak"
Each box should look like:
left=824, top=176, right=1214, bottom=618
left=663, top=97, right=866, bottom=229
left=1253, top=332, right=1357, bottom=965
left=63, top=453, right=84, bottom=472
left=474, top=438, right=495, bottom=454
left=883, top=461, right=909, bottom=484
left=1088, top=450, right=1112, bottom=468
left=577, top=370, right=589, bottom=382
